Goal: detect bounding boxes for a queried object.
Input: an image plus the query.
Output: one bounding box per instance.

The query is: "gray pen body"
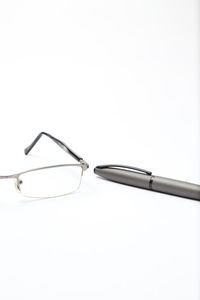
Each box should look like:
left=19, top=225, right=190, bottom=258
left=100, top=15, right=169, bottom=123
left=94, top=167, right=200, bottom=201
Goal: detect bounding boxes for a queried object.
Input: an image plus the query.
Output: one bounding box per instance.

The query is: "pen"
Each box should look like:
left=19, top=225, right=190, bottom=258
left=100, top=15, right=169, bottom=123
left=94, top=165, right=200, bottom=201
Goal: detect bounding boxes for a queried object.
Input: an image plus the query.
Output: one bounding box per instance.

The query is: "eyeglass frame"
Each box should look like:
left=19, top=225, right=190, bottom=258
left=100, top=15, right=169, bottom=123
left=0, top=132, right=89, bottom=198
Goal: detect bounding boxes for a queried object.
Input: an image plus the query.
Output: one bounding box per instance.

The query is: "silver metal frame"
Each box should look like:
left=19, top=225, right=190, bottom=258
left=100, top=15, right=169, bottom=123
left=0, top=133, right=89, bottom=199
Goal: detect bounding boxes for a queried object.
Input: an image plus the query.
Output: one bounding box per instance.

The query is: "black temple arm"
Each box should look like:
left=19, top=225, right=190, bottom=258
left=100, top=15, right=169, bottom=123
left=24, top=132, right=83, bottom=162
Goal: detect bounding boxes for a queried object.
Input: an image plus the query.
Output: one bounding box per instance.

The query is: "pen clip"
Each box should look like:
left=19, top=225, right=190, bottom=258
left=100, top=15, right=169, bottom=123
left=97, top=165, right=152, bottom=176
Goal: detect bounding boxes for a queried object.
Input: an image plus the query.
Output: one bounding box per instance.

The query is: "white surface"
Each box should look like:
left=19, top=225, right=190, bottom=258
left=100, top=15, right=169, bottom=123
left=0, top=0, right=199, bottom=299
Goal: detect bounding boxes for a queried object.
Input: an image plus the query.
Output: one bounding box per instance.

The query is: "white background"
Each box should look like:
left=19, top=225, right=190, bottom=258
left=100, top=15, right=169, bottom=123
left=0, top=0, right=199, bottom=299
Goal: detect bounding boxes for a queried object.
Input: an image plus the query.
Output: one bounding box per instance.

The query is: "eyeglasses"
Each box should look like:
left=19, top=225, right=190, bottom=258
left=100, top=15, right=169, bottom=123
left=0, top=132, right=89, bottom=199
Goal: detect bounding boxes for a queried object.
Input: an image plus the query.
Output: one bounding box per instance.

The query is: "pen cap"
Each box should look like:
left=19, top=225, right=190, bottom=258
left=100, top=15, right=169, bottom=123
left=94, top=165, right=152, bottom=189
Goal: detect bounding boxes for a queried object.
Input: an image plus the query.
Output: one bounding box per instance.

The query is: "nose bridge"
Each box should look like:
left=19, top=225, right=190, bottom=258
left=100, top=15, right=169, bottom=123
left=0, top=175, right=17, bottom=179
left=0, top=175, right=21, bottom=194
left=0, top=174, right=20, bottom=193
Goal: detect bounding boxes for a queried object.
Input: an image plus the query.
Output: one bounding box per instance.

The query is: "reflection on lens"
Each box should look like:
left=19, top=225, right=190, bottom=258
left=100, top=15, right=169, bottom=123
left=18, top=165, right=83, bottom=198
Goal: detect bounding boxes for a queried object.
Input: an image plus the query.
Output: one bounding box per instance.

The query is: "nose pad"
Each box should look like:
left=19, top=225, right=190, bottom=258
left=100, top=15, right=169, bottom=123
left=14, top=178, right=23, bottom=193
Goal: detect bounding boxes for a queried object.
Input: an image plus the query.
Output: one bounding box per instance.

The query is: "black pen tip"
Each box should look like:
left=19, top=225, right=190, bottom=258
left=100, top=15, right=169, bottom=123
left=94, top=167, right=99, bottom=174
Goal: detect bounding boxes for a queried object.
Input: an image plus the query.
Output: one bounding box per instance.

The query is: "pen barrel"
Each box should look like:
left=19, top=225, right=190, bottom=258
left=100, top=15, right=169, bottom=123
left=152, top=176, right=200, bottom=201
